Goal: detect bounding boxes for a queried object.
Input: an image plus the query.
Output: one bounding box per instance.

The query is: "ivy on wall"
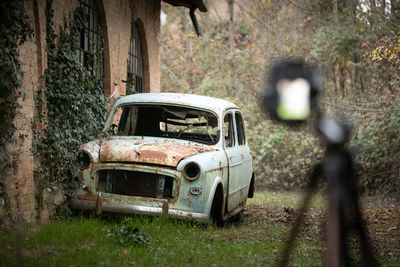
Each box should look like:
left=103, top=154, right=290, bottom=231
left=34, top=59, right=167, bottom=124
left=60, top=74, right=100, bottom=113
left=35, top=0, right=107, bottom=196
left=0, top=0, right=33, bottom=223
left=0, top=1, right=33, bottom=169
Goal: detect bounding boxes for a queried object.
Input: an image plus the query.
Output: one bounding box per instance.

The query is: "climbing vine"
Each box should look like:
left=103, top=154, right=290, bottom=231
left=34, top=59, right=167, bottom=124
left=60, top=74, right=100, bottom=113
left=35, top=0, right=107, bottom=194
left=0, top=0, right=33, bottom=222
left=0, top=1, right=33, bottom=169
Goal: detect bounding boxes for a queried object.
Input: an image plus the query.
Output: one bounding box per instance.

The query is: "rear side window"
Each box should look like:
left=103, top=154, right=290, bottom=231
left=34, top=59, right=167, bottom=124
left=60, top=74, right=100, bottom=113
left=235, top=112, right=246, bottom=145
left=224, top=113, right=235, bottom=148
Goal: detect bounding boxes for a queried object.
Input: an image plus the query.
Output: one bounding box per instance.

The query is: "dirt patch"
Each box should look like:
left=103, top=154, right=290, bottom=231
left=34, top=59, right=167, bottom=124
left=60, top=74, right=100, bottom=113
left=241, top=196, right=400, bottom=263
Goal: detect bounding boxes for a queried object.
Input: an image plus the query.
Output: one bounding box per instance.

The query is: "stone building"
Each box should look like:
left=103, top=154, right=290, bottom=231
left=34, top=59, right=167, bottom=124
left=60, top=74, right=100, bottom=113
left=1, top=0, right=206, bottom=226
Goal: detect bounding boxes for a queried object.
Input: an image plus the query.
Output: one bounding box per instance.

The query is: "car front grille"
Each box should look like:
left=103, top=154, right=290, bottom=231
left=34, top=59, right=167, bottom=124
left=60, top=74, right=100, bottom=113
left=97, top=170, right=175, bottom=199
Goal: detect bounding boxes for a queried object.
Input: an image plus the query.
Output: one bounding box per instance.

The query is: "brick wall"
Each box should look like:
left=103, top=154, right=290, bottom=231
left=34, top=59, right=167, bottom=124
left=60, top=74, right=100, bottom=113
left=2, top=0, right=44, bottom=225
left=132, top=0, right=161, bottom=93
left=102, top=0, right=133, bottom=96
left=2, top=0, right=161, bottom=225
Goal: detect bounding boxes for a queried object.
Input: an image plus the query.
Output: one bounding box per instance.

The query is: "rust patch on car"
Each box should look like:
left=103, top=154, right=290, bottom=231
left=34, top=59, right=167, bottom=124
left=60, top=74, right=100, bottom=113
left=139, top=150, right=168, bottom=161
left=162, top=200, right=169, bottom=214
left=96, top=192, right=103, bottom=215
left=77, top=192, right=97, bottom=201
left=99, top=139, right=216, bottom=167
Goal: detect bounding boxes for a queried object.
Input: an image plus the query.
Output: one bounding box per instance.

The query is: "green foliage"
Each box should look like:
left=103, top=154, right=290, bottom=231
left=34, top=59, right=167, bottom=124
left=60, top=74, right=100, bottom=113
left=103, top=218, right=152, bottom=246
left=35, top=0, right=107, bottom=192
left=346, top=101, right=400, bottom=193
left=311, top=17, right=358, bottom=63
left=251, top=124, right=323, bottom=189
left=0, top=1, right=33, bottom=169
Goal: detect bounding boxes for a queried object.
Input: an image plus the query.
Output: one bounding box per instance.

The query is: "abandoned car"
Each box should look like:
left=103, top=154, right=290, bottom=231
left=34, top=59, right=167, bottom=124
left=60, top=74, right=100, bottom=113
left=70, top=93, right=254, bottom=223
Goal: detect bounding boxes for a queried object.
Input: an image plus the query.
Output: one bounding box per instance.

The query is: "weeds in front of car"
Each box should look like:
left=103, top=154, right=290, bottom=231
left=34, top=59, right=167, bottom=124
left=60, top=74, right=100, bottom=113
left=103, top=218, right=151, bottom=246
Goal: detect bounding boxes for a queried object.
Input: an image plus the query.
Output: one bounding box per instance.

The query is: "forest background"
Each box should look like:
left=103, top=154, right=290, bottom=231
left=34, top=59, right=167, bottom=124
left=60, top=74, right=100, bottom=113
left=161, top=0, right=400, bottom=195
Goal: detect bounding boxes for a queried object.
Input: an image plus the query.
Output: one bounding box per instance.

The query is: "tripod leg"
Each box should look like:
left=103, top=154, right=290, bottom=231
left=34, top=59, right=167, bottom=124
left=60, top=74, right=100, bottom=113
left=328, top=148, right=378, bottom=267
left=277, top=164, right=321, bottom=267
left=327, top=189, right=340, bottom=267
left=351, top=196, right=378, bottom=266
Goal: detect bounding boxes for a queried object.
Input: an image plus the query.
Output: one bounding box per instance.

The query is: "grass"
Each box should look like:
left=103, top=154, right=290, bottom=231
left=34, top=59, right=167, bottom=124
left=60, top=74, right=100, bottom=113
left=0, top=190, right=398, bottom=266
left=250, top=190, right=326, bottom=208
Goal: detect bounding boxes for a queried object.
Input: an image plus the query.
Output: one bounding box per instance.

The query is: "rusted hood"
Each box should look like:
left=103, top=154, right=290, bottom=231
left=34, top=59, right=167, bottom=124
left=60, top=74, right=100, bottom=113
left=99, top=138, right=216, bottom=167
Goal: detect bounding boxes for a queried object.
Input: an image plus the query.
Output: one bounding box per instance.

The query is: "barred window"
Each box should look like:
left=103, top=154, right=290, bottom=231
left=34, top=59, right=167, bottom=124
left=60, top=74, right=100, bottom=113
left=76, top=0, right=104, bottom=79
left=126, top=22, right=144, bottom=94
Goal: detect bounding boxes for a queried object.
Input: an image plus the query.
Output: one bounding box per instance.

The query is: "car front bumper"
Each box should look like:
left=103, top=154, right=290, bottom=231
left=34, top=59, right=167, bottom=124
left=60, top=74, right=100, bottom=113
left=70, top=198, right=211, bottom=223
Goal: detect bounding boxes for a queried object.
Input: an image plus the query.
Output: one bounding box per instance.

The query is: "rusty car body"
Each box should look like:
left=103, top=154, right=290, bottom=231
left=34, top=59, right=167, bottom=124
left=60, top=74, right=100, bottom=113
left=70, top=93, right=254, bottom=223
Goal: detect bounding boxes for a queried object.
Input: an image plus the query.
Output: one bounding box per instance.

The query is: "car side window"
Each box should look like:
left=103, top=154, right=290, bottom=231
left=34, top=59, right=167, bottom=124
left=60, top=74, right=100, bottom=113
left=224, top=113, right=235, bottom=148
left=235, top=111, right=246, bottom=145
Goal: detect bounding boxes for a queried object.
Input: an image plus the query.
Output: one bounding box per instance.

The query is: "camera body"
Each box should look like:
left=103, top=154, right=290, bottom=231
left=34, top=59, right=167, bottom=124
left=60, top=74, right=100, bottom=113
left=262, top=60, right=320, bottom=124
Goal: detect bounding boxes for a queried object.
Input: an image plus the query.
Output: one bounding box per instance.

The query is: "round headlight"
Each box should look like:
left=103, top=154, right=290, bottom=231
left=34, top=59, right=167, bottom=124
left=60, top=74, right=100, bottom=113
left=183, top=162, right=200, bottom=181
left=77, top=151, right=91, bottom=170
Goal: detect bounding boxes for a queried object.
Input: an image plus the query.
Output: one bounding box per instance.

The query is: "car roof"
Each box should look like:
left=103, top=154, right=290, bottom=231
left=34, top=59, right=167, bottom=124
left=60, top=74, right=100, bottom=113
left=114, top=93, right=238, bottom=113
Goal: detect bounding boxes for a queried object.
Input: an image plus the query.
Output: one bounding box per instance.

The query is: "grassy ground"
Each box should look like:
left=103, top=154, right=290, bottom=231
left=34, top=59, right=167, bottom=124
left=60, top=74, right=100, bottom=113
left=0, top=191, right=399, bottom=266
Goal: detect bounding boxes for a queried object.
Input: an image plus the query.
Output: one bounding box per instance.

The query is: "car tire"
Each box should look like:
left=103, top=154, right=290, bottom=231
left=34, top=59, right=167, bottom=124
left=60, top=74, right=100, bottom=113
left=210, top=185, right=224, bottom=226
left=248, top=176, right=255, bottom=198
left=231, top=210, right=242, bottom=222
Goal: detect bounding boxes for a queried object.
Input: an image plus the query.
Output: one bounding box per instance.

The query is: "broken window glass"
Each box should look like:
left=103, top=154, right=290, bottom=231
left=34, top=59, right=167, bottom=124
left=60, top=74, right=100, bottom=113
left=109, top=105, right=219, bottom=144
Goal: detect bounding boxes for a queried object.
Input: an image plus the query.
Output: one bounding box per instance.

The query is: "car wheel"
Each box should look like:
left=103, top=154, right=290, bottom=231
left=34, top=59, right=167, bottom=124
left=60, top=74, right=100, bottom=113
left=248, top=176, right=255, bottom=198
left=231, top=210, right=242, bottom=222
left=210, top=185, right=224, bottom=226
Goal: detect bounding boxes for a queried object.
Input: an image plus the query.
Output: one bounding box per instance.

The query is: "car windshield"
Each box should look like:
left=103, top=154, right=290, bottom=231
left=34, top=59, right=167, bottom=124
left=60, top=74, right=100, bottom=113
left=108, top=105, right=219, bottom=144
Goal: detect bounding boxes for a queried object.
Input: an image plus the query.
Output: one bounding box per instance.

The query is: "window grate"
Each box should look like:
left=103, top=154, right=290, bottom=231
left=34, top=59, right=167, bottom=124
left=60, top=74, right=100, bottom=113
left=126, top=22, right=144, bottom=94
left=76, top=0, right=104, bottom=79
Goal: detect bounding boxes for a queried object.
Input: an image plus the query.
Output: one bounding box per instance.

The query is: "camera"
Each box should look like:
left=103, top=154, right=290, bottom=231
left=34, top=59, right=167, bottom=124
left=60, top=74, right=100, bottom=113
left=262, top=60, right=320, bottom=123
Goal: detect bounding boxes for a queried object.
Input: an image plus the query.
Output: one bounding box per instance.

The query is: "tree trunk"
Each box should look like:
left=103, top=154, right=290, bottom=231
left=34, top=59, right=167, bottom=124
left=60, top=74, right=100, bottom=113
left=390, top=0, right=399, bottom=17
left=381, top=0, right=386, bottom=14
left=273, top=0, right=283, bottom=57
left=204, top=0, right=210, bottom=45
left=391, top=0, right=396, bottom=14
left=332, top=61, right=338, bottom=95
left=333, top=0, right=339, bottom=25
left=339, top=62, right=346, bottom=98
left=181, top=10, right=192, bottom=56
left=347, top=0, right=358, bottom=25
left=227, top=0, right=235, bottom=55
left=181, top=9, right=193, bottom=89
left=181, top=9, right=187, bottom=34
left=227, top=0, right=235, bottom=96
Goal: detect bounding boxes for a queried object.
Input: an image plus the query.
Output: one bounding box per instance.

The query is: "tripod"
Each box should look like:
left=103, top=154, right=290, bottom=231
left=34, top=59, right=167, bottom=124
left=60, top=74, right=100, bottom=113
left=277, top=118, right=378, bottom=267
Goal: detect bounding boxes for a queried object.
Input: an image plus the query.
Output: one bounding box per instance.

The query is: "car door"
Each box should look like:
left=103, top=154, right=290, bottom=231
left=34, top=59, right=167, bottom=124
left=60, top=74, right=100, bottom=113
left=223, top=110, right=241, bottom=212
left=234, top=111, right=252, bottom=205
